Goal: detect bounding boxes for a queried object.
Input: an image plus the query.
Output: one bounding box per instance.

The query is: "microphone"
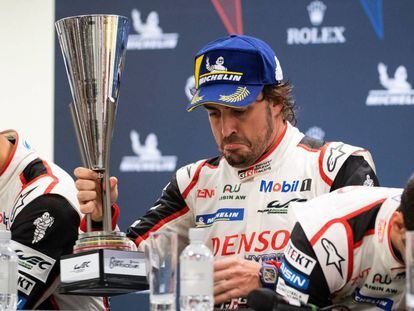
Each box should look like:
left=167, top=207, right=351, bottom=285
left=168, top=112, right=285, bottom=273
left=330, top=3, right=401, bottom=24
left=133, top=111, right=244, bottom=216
left=247, top=288, right=318, bottom=311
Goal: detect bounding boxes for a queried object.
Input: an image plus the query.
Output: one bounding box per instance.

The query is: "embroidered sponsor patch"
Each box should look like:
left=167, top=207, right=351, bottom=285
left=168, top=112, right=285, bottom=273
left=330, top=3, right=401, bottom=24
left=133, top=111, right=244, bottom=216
left=190, top=90, right=204, bottom=105
left=327, top=144, right=346, bottom=172
left=284, top=241, right=316, bottom=275
left=354, top=287, right=394, bottom=310
left=219, top=87, right=250, bottom=103
left=17, top=275, right=36, bottom=296
left=321, top=238, right=345, bottom=278
left=32, top=212, right=55, bottom=244
left=279, top=262, right=310, bottom=290
left=10, top=241, right=55, bottom=283
left=196, top=208, right=244, bottom=227
left=276, top=277, right=309, bottom=304
left=238, top=160, right=272, bottom=180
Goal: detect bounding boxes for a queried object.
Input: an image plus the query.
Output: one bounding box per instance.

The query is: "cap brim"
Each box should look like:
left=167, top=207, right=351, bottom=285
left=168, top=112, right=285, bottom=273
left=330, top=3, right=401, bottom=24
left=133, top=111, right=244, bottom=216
left=187, top=84, right=263, bottom=112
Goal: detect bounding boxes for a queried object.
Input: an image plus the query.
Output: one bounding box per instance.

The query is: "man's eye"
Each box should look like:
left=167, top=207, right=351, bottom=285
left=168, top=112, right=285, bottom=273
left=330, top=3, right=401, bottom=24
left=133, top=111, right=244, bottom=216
left=233, top=109, right=246, bottom=116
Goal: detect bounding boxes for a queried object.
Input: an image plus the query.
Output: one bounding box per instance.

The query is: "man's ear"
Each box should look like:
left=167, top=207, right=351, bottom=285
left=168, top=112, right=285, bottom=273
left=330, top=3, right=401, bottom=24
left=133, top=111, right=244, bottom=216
left=391, top=211, right=406, bottom=235
left=270, top=101, right=283, bottom=118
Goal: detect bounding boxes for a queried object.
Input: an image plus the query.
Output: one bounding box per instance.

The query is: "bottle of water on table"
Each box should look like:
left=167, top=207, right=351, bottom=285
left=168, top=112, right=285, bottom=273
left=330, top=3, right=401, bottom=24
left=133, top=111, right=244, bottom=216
left=0, top=230, right=17, bottom=311
left=180, top=228, right=213, bottom=311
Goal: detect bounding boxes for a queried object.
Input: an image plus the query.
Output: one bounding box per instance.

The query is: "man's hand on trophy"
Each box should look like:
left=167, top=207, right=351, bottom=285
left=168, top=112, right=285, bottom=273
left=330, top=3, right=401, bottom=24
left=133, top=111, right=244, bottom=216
left=74, top=167, right=119, bottom=222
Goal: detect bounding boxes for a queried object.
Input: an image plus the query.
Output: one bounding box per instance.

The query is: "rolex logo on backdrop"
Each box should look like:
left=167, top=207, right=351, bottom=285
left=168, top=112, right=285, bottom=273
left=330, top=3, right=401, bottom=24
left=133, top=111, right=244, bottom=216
left=287, top=0, right=346, bottom=45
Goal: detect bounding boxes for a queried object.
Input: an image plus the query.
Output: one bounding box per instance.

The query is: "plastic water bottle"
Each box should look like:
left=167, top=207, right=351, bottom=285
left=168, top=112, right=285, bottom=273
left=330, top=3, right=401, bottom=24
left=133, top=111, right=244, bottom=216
left=179, top=228, right=213, bottom=311
left=0, top=230, right=17, bottom=311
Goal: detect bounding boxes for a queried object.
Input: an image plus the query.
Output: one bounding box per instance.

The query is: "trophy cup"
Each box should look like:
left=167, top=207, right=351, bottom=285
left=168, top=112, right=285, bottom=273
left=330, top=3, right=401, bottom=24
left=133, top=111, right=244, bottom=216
left=55, top=14, right=148, bottom=295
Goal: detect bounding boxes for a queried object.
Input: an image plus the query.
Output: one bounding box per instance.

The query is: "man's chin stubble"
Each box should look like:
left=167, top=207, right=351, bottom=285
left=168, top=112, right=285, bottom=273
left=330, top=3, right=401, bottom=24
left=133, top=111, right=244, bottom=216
left=223, top=152, right=256, bottom=168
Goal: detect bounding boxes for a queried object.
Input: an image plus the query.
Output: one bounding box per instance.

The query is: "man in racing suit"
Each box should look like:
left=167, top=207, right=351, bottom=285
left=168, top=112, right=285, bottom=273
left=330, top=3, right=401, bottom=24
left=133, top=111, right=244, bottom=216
left=75, top=35, right=379, bottom=308
left=274, top=184, right=410, bottom=310
left=0, top=130, right=106, bottom=310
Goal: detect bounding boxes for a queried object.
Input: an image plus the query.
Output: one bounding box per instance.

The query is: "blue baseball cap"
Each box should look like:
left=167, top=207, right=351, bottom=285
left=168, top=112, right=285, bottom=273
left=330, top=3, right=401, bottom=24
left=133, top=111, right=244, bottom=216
left=187, top=35, right=283, bottom=112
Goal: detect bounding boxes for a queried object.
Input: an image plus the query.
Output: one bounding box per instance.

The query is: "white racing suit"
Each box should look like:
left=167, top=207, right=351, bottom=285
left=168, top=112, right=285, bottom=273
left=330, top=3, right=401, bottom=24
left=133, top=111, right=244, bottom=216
left=119, top=122, right=378, bottom=309
left=277, top=186, right=405, bottom=310
left=0, top=130, right=106, bottom=310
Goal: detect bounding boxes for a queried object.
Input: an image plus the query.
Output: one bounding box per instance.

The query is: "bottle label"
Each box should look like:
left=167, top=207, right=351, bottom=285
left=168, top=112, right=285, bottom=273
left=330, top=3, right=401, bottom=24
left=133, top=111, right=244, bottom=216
left=180, top=260, right=213, bottom=296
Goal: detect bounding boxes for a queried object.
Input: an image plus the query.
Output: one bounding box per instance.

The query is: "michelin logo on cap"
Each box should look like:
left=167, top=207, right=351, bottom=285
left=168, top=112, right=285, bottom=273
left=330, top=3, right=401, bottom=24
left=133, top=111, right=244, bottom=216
left=197, top=55, right=243, bottom=87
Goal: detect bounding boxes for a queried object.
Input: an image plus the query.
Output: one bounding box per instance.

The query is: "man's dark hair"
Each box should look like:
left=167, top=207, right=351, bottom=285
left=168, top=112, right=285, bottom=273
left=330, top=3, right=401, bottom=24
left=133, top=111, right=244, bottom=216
left=262, top=82, right=296, bottom=125
left=399, top=173, right=414, bottom=230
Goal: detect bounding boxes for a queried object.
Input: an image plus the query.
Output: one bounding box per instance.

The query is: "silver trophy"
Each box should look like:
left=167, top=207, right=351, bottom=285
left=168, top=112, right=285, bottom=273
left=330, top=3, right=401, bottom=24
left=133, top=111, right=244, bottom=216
left=56, top=14, right=147, bottom=295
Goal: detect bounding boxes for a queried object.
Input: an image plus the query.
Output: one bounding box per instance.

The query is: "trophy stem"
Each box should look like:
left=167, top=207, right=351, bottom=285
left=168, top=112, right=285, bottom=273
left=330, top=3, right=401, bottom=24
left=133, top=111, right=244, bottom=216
left=70, top=102, right=92, bottom=232
left=102, top=172, right=112, bottom=232
left=101, top=97, right=116, bottom=233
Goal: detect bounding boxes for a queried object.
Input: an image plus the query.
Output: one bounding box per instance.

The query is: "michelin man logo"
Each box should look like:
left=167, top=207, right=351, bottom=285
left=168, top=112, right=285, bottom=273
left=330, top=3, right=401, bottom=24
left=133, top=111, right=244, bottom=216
left=363, top=175, right=374, bottom=187
left=32, top=212, right=54, bottom=244
left=378, top=63, right=411, bottom=93
left=120, top=130, right=177, bottom=172
left=206, top=56, right=227, bottom=72
left=127, top=9, right=179, bottom=50
left=366, top=62, right=414, bottom=106
left=287, top=0, right=345, bottom=45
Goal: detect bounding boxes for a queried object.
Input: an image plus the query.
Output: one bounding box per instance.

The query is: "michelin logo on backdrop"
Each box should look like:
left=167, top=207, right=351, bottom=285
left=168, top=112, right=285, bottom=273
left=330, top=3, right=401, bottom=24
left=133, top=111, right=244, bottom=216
left=366, top=62, right=414, bottom=106
left=120, top=130, right=177, bottom=172
left=287, top=0, right=346, bottom=45
left=127, top=9, right=179, bottom=50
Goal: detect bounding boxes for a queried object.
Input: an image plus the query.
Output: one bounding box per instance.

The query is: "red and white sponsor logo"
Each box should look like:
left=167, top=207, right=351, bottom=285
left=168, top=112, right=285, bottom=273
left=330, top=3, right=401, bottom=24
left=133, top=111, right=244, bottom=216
left=377, top=219, right=386, bottom=243
left=237, top=160, right=272, bottom=180
left=196, top=188, right=215, bottom=199
left=211, top=230, right=289, bottom=256
left=350, top=267, right=371, bottom=286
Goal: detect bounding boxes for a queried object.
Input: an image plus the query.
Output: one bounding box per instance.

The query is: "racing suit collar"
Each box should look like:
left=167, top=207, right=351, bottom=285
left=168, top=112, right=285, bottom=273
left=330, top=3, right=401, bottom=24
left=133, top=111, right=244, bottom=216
left=252, top=122, right=288, bottom=165
left=374, top=197, right=405, bottom=271
left=0, top=130, right=37, bottom=193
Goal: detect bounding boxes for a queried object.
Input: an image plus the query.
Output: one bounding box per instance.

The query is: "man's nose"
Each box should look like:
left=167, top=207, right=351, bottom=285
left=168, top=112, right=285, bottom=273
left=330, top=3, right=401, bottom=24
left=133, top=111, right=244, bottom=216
left=220, top=112, right=238, bottom=138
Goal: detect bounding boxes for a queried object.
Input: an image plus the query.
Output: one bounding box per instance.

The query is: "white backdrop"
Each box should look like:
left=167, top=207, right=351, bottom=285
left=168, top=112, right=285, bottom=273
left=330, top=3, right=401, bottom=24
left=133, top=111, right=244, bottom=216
left=0, top=0, right=54, bottom=160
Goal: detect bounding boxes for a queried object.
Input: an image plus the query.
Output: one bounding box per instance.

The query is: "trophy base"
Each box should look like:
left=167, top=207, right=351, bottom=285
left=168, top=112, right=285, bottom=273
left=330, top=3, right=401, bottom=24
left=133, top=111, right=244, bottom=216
left=60, top=249, right=149, bottom=296
left=73, top=231, right=132, bottom=253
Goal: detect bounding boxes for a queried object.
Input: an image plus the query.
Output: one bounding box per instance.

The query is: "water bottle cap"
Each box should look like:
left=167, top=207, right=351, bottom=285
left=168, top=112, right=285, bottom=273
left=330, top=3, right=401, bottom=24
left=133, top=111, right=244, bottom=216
left=189, top=228, right=206, bottom=242
left=0, top=230, right=11, bottom=240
